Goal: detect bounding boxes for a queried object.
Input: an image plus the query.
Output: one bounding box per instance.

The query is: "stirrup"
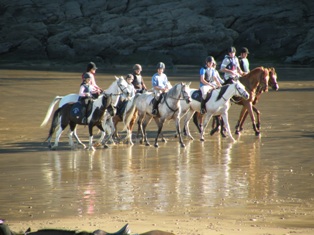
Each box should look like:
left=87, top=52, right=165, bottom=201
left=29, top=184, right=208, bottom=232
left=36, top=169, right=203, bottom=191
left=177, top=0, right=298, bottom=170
left=200, top=108, right=206, bottom=115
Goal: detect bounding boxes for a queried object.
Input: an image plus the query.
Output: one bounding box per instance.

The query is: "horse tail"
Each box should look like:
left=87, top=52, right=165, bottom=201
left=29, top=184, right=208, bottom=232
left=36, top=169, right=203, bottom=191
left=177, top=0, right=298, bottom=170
left=40, top=96, right=63, bottom=127
left=45, top=107, right=61, bottom=142
left=122, top=94, right=140, bottom=132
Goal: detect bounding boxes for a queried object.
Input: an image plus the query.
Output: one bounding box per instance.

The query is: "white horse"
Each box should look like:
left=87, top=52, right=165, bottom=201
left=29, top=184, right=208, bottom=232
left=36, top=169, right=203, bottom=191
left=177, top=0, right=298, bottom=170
left=41, top=76, right=131, bottom=147
left=180, top=81, right=249, bottom=142
left=123, top=82, right=191, bottom=148
left=46, top=93, right=114, bottom=151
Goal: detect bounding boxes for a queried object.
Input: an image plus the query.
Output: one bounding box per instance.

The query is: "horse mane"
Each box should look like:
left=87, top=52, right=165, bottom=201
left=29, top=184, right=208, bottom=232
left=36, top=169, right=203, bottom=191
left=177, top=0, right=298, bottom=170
left=216, top=85, right=229, bottom=101
left=165, top=82, right=180, bottom=98
left=240, top=66, right=268, bottom=92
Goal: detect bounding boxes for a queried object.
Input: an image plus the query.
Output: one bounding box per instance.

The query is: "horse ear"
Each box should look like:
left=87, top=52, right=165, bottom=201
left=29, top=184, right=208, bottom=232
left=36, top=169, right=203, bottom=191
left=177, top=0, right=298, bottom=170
left=187, top=82, right=191, bottom=86
left=114, top=76, right=119, bottom=80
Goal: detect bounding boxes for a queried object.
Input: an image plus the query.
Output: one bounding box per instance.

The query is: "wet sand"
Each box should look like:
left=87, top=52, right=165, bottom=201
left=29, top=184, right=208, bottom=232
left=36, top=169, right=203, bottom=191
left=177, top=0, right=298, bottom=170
left=1, top=64, right=314, bottom=235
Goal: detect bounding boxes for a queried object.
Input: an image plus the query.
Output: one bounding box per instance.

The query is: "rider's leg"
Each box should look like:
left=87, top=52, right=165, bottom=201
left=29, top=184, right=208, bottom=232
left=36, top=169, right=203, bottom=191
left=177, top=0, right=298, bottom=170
left=200, top=86, right=209, bottom=115
left=152, top=93, right=162, bottom=115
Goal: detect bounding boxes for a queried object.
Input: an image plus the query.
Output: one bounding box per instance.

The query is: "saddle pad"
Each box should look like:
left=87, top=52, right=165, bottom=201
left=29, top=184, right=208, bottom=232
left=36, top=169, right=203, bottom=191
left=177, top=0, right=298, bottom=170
left=191, top=90, right=202, bottom=102
left=71, top=102, right=84, bottom=119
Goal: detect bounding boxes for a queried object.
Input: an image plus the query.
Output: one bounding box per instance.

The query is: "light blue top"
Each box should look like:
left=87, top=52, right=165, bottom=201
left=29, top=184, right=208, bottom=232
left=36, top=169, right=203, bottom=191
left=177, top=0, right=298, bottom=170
left=152, top=73, right=168, bottom=89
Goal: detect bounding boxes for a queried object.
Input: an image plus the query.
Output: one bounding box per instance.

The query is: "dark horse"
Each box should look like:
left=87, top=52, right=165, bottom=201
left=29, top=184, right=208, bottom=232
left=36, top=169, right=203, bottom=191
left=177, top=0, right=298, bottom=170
left=0, top=222, right=174, bottom=235
left=193, top=67, right=279, bottom=136
left=46, top=93, right=114, bottom=151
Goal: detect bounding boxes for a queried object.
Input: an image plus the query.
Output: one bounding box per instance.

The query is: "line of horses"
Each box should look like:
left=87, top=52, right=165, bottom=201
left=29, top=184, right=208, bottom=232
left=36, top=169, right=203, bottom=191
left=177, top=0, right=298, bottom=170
left=41, top=67, right=279, bottom=150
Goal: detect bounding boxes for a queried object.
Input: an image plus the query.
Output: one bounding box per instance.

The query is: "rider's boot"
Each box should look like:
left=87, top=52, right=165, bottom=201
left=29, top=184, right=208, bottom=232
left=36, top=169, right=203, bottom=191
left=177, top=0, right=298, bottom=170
left=152, top=98, right=159, bottom=115
left=200, top=97, right=206, bottom=115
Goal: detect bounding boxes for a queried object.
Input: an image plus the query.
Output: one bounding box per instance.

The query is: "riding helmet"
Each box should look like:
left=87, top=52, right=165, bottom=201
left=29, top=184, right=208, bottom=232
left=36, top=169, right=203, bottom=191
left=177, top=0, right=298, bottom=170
left=133, top=64, right=142, bottom=71
left=241, top=47, right=249, bottom=54
left=205, top=56, right=215, bottom=63
left=227, top=46, right=236, bottom=53
left=83, top=72, right=92, bottom=80
left=156, top=62, right=165, bottom=69
left=87, top=62, right=97, bottom=71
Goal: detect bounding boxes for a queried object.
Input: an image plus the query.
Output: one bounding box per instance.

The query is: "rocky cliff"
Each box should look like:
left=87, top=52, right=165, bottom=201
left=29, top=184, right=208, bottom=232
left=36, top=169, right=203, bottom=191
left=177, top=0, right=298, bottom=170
left=1, top=0, right=313, bottom=66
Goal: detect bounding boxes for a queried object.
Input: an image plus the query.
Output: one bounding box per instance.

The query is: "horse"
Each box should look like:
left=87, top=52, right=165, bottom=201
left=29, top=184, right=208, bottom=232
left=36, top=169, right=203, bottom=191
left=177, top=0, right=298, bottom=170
left=45, top=93, right=114, bottom=151
left=180, top=81, right=249, bottom=142
left=193, top=66, right=273, bottom=137
left=123, top=82, right=191, bottom=147
left=40, top=76, right=131, bottom=147
left=234, top=67, right=279, bottom=135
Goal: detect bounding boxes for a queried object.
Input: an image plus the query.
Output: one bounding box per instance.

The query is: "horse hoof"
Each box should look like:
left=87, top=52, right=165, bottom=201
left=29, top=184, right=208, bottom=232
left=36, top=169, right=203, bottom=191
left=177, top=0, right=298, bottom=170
left=210, top=129, right=217, bottom=136
left=235, top=130, right=240, bottom=135
left=255, top=132, right=260, bottom=136
left=162, top=138, right=167, bottom=143
left=174, top=134, right=178, bottom=138
left=200, top=138, right=204, bottom=142
left=181, top=143, right=186, bottom=148
left=154, top=143, right=159, bottom=148
left=145, top=143, right=150, bottom=146
left=103, top=144, right=109, bottom=149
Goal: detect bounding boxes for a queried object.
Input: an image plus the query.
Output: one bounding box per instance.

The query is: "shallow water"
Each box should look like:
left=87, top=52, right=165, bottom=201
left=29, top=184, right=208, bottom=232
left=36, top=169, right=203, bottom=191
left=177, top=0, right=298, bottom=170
left=0, top=65, right=314, bottom=228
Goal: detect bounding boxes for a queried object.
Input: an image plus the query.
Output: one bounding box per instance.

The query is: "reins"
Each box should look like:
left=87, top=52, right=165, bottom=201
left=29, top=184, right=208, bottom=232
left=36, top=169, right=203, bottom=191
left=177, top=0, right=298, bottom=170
left=163, top=84, right=188, bottom=116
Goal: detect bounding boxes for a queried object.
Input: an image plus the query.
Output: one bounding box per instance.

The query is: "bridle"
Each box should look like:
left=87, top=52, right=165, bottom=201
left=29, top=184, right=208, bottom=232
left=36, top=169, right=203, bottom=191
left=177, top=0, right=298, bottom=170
left=117, top=80, right=130, bottom=97
left=234, top=83, right=248, bottom=99
left=269, top=69, right=278, bottom=88
left=164, top=84, right=191, bottom=114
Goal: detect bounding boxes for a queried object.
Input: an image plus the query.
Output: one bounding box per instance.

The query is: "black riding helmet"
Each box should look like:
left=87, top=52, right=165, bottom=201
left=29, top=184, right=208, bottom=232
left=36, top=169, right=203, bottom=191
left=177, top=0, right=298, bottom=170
left=86, top=62, right=97, bottom=71
left=156, top=62, right=165, bottom=69
left=205, top=56, right=215, bottom=63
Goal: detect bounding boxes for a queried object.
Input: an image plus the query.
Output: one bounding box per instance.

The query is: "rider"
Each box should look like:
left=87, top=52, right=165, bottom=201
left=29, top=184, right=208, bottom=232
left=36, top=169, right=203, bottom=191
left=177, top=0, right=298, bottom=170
left=220, top=47, right=245, bottom=84
left=238, top=47, right=250, bottom=74
left=131, top=64, right=147, bottom=93
left=82, top=62, right=102, bottom=96
left=79, top=73, right=94, bottom=124
left=116, top=74, right=136, bottom=118
left=151, top=62, right=170, bottom=115
left=199, top=56, right=222, bottom=114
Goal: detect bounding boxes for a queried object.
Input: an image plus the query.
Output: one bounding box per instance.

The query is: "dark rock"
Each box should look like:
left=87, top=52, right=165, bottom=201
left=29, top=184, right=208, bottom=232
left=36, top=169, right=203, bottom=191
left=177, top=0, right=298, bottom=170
left=0, top=0, right=313, bottom=65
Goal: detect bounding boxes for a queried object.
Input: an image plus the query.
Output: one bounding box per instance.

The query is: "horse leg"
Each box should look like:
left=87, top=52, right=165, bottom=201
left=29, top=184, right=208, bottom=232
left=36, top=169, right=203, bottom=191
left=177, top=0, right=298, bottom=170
left=142, top=116, right=152, bottom=146
left=220, top=117, right=227, bottom=138
left=70, top=124, right=86, bottom=149
left=221, top=113, right=235, bottom=142
left=175, top=116, right=185, bottom=148
left=183, top=110, right=195, bottom=140
left=154, top=119, right=165, bottom=148
left=210, top=115, right=221, bottom=136
left=192, top=112, right=203, bottom=133
left=200, top=113, right=212, bottom=141
left=238, top=110, right=248, bottom=132
left=235, top=106, right=248, bottom=135
left=112, top=115, right=121, bottom=140
left=51, top=126, right=64, bottom=150
left=152, top=116, right=166, bottom=142
left=246, top=104, right=260, bottom=136
left=87, top=122, right=97, bottom=151
left=253, top=106, right=261, bottom=130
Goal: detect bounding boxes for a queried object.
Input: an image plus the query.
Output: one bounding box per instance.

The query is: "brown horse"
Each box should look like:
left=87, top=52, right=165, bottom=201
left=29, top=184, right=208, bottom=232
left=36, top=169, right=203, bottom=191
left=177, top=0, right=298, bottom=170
left=234, top=67, right=279, bottom=135
left=193, top=67, right=276, bottom=136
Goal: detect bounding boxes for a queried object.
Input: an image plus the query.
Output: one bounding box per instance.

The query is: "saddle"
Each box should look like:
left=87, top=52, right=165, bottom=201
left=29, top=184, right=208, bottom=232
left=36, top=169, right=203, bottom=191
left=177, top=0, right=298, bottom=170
left=191, top=90, right=212, bottom=103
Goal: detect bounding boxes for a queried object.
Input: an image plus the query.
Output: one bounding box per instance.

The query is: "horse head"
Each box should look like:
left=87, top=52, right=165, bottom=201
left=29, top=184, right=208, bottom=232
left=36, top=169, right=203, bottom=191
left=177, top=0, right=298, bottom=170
left=115, top=76, right=131, bottom=97
left=258, top=67, right=269, bottom=93
left=268, top=67, right=279, bottom=91
left=234, top=81, right=249, bottom=100
left=181, top=82, right=192, bottom=103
